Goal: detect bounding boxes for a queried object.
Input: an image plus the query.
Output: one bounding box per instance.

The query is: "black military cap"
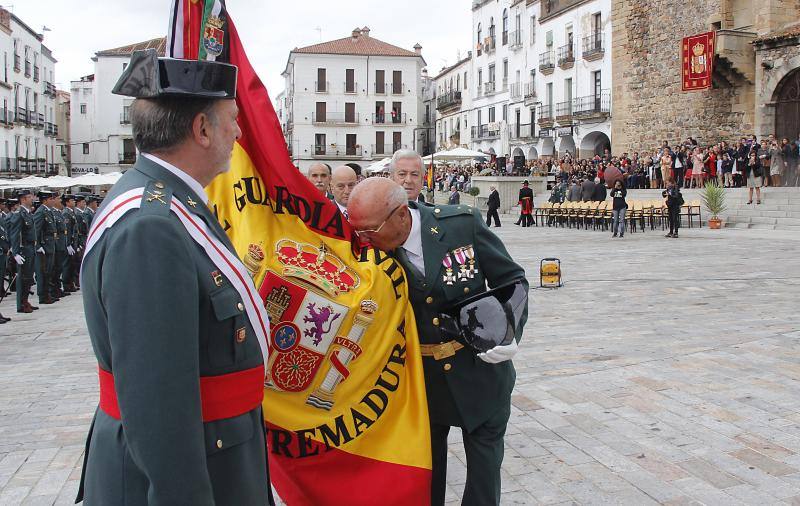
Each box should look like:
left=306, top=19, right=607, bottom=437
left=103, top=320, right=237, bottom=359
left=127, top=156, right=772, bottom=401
left=112, top=49, right=237, bottom=99
left=439, top=278, right=528, bottom=352
left=74, top=195, right=86, bottom=203
left=37, top=190, right=55, bottom=200
left=522, top=180, right=529, bottom=185
left=14, top=188, right=32, bottom=198
left=62, top=194, right=75, bottom=202
left=6, top=197, right=18, bottom=206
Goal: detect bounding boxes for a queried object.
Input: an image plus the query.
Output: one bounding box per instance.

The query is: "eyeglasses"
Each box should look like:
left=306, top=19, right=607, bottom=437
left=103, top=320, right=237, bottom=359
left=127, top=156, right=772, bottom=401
left=353, top=204, right=403, bottom=237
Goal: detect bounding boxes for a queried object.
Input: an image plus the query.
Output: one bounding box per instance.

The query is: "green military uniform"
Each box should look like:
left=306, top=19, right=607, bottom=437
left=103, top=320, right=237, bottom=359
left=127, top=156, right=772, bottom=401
left=0, top=212, right=10, bottom=321
left=61, top=204, right=77, bottom=291
left=77, top=155, right=272, bottom=505
left=393, top=201, right=528, bottom=506
left=33, top=199, right=57, bottom=303
left=51, top=207, right=68, bottom=297
left=73, top=201, right=89, bottom=289
left=8, top=200, right=38, bottom=312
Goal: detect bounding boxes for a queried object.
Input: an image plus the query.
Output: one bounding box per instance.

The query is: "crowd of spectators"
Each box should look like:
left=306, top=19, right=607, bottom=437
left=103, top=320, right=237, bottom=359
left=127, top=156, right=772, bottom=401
left=428, top=134, right=800, bottom=194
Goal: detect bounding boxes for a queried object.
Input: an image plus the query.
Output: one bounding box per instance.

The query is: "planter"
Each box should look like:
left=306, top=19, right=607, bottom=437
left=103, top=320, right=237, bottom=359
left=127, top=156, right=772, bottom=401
left=708, top=218, right=722, bottom=229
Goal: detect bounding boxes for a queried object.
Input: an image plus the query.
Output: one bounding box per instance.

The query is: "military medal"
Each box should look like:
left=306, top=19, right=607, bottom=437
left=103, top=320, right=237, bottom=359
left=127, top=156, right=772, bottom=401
left=463, top=245, right=478, bottom=278
left=442, top=254, right=456, bottom=285
left=454, top=248, right=470, bottom=282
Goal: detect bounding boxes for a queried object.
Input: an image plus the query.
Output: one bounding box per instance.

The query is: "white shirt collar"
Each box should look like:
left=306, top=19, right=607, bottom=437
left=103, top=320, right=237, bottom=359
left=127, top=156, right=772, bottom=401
left=335, top=201, right=348, bottom=216
left=401, top=207, right=423, bottom=255
left=143, top=153, right=208, bottom=204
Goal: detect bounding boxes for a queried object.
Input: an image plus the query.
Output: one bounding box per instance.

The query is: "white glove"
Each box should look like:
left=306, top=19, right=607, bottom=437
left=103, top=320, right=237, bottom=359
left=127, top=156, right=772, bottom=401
left=14, top=254, right=24, bottom=265
left=478, top=339, right=519, bottom=364
left=37, top=247, right=45, bottom=254
left=67, top=246, right=75, bottom=256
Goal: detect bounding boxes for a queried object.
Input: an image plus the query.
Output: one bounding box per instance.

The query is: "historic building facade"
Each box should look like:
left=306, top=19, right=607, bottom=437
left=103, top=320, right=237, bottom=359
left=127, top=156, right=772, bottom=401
left=281, top=27, right=426, bottom=173
left=611, top=0, right=800, bottom=153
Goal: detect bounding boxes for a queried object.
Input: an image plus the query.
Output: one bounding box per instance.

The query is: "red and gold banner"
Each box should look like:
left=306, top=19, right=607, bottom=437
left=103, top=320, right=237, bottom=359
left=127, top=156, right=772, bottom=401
left=168, top=1, right=432, bottom=504
left=682, top=31, right=716, bottom=91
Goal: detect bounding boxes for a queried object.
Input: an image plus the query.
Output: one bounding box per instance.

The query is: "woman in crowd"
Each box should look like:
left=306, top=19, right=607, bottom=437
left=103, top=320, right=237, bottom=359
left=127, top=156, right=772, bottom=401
left=610, top=179, right=628, bottom=238
left=721, top=152, right=734, bottom=187
left=770, top=138, right=785, bottom=188
left=745, top=150, right=763, bottom=204
left=659, top=148, right=672, bottom=189
left=690, top=146, right=705, bottom=189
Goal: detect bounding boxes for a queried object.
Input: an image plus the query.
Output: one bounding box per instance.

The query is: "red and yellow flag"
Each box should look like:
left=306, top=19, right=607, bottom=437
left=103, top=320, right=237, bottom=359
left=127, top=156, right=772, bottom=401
left=168, top=2, right=432, bottom=504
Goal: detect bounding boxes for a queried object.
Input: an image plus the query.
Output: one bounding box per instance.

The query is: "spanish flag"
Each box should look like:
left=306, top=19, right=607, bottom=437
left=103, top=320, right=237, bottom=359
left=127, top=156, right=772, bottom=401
left=168, top=2, right=432, bottom=504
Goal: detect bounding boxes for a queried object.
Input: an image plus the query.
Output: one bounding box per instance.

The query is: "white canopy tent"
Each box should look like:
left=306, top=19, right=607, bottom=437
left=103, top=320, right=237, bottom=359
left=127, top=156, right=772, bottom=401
left=363, top=157, right=392, bottom=175
left=423, top=147, right=490, bottom=162
left=0, top=172, right=123, bottom=189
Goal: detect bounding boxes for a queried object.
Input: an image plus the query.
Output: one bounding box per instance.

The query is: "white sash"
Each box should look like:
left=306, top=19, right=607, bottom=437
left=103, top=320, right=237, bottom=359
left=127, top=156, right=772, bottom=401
left=82, top=187, right=270, bottom=366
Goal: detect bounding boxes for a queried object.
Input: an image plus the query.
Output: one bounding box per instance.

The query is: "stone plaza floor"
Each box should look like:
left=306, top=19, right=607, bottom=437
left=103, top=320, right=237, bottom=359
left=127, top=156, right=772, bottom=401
left=1, top=222, right=800, bottom=505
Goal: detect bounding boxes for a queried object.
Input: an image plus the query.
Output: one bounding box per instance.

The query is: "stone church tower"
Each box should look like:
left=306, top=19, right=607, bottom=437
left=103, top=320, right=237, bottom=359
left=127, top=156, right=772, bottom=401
left=610, top=0, right=800, bottom=153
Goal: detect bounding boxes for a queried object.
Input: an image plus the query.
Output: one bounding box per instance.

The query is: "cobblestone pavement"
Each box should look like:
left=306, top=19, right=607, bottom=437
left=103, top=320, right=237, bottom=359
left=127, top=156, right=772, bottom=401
left=1, top=224, right=800, bottom=505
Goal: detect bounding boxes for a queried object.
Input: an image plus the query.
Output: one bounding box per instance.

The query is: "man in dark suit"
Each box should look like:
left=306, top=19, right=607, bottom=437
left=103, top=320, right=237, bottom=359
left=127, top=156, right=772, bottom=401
left=348, top=178, right=528, bottom=506
left=592, top=178, right=607, bottom=202
left=486, top=185, right=501, bottom=227
left=76, top=49, right=273, bottom=506
left=581, top=177, right=596, bottom=202
left=515, top=180, right=534, bottom=227
left=448, top=185, right=460, bottom=205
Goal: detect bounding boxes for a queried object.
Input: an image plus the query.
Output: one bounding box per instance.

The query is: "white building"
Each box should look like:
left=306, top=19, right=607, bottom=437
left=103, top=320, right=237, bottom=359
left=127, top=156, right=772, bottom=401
left=469, top=0, right=612, bottom=164
left=70, top=38, right=165, bottom=175
left=281, top=27, right=426, bottom=173
left=433, top=53, right=472, bottom=152
left=0, top=8, right=60, bottom=178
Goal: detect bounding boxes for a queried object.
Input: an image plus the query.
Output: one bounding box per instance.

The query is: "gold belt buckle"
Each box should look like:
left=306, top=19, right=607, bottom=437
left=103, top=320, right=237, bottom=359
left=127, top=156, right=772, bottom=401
left=433, top=341, right=456, bottom=360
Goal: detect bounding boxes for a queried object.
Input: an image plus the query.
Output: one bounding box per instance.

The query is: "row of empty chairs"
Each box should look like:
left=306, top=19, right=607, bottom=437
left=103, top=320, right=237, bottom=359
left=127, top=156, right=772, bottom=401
left=532, top=200, right=703, bottom=232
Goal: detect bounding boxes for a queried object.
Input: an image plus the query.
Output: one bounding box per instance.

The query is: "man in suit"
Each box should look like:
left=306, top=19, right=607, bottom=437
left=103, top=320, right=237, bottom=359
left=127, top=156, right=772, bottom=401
left=581, top=177, right=596, bottom=202
left=33, top=190, right=58, bottom=304
left=567, top=179, right=581, bottom=202
left=486, top=185, right=500, bottom=227
left=592, top=177, right=607, bottom=202
left=515, top=180, right=534, bottom=227
left=76, top=49, right=273, bottom=506
left=447, top=185, right=460, bottom=205
left=8, top=189, right=39, bottom=313
left=389, top=149, right=426, bottom=203
left=330, top=165, right=357, bottom=217
left=348, top=177, right=528, bottom=506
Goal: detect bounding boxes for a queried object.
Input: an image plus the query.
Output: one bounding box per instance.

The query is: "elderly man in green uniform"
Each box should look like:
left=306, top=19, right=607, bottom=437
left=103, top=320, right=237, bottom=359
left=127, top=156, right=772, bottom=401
left=8, top=189, right=39, bottom=313
left=33, top=190, right=58, bottom=304
left=348, top=177, right=528, bottom=505
left=75, top=49, right=273, bottom=506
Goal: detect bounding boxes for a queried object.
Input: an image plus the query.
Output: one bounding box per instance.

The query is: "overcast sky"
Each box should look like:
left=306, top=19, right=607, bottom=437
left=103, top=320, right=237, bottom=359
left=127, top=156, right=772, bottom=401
left=12, top=0, right=471, bottom=97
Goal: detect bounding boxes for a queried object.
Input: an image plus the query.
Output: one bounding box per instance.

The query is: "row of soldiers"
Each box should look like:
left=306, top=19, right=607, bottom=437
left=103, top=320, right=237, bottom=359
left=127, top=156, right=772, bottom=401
left=0, top=189, right=101, bottom=321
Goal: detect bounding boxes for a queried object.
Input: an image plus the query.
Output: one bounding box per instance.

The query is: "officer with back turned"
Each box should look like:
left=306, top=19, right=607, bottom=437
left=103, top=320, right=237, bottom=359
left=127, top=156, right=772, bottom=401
left=348, top=177, right=528, bottom=506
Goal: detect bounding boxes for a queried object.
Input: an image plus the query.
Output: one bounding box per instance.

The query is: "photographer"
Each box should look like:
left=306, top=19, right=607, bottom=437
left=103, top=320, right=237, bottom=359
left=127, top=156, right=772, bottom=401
left=662, top=179, right=684, bottom=238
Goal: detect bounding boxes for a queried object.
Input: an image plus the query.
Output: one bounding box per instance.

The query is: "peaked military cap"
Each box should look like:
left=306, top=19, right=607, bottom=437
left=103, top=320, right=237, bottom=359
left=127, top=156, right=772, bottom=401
left=62, top=194, right=76, bottom=202
left=37, top=190, right=56, bottom=199
left=112, top=49, right=237, bottom=99
left=438, top=278, right=528, bottom=352
left=13, top=188, right=32, bottom=198
left=74, top=195, right=86, bottom=203
left=6, top=197, right=18, bottom=206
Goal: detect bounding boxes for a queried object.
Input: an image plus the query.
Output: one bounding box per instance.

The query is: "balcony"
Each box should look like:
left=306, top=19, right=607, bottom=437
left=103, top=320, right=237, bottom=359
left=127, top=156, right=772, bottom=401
left=372, top=143, right=407, bottom=156
left=537, top=104, right=554, bottom=125
left=47, top=163, right=59, bottom=175
left=313, top=112, right=360, bottom=125
left=557, top=44, right=575, bottom=69
left=509, top=123, right=534, bottom=141
left=33, top=66, right=39, bottom=82
left=509, top=82, right=522, bottom=100
left=32, top=113, right=45, bottom=129
left=483, top=35, right=496, bottom=54
left=311, top=145, right=364, bottom=159
left=43, top=81, right=57, bottom=96
left=0, top=157, right=12, bottom=172
left=582, top=34, right=604, bottom=61
left=508, top=30, right=523, bottom=50
left=120, top=112, right=131, bottom=124
left=45, top=122, right=57, bottom=136
left=13, top=54, right=20, bottom=72
left=436, top=90, right=462, bottom=111
left=555, top=100, right=574, bottom=121
left=524, top=82, right=537, bottom=104
left=483, top=81, right=496, bottom=96
left=16, top=107, right=28, bottom=124
left=539, top=51, right=555, bottom=74
left=314, top=81, right=329, bottom=93
left=119, top=153, right=137, bottom=165
left=391, top=83, right=405, bottom=95
left=718, top=29, right=758, bottom=84
left=573, top=91, right=611, bottom=119
left=374, top=82, right=388, bottom=95
left=343, top=81, right=358, bottom=94
left=471, top=124, right=500, bottom=140
left=372, top=112, right=406, bottom=125
left=0, top=108, right=11, bottom=125
left=24, top=60, right=31, bottom=78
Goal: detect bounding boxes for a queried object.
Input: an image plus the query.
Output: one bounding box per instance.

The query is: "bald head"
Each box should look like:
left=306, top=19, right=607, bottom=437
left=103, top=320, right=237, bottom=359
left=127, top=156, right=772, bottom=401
left=348, top=178, right=410, bottom=251
left=330, top=165, right=358, bottom=207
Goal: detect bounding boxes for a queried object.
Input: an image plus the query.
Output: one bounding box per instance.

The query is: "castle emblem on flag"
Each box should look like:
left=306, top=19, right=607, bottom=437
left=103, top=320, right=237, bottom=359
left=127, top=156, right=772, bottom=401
left=262, top=241, right=371, bottom=410
left=203, top=15, right=225, bottom=57
left=690, top=42, right=706, bottom=75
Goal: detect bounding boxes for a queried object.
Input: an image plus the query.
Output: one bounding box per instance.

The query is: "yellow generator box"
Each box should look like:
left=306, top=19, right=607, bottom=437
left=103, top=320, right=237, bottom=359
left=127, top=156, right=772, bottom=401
left=540, top=258, right=562, bottom=288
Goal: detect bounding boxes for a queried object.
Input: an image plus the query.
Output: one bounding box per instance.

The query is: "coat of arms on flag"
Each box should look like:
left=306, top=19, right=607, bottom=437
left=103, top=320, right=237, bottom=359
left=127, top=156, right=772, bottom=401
left=682, top=31, right=716, bottom=91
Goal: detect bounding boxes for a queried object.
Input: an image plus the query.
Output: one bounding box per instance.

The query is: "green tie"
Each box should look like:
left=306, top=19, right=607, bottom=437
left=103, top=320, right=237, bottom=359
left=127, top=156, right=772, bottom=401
left=395, top=247, right=423, bottom=280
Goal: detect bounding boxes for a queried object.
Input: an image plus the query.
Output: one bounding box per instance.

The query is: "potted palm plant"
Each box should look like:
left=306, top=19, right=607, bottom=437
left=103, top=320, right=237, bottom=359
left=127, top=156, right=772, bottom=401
left=700, top=181, right=727, bottom=229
